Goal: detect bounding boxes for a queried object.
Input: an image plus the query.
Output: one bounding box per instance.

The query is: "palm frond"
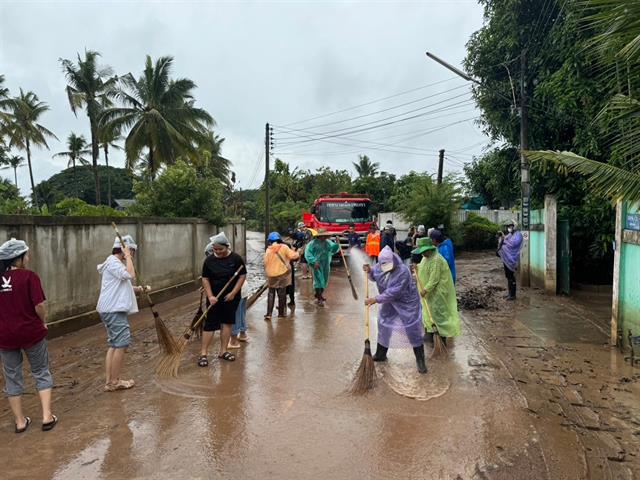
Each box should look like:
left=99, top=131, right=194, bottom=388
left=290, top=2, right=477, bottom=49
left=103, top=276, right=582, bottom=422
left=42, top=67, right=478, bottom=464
left=525, top=149, right=640, bottom=203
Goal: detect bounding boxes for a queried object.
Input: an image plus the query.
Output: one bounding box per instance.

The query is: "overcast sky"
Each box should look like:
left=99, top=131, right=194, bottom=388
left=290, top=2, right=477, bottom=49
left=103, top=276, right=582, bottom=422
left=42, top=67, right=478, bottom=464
left=1, top=0, right=488, bottom=196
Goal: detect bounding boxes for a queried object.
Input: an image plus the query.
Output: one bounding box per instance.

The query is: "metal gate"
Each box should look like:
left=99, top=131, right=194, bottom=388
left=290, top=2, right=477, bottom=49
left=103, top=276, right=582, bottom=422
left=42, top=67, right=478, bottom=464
left=557, top=219, right=571, bottom=295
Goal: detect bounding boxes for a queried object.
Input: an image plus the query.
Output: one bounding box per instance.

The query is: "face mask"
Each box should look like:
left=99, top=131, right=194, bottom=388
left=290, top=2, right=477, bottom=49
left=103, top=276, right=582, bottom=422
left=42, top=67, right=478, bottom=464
left=507, top=228, right=513, bottom=233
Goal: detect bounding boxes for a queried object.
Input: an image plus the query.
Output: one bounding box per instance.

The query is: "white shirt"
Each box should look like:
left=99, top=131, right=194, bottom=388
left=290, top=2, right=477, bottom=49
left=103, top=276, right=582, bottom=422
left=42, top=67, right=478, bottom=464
left=96, top=255, right=139, bottom=314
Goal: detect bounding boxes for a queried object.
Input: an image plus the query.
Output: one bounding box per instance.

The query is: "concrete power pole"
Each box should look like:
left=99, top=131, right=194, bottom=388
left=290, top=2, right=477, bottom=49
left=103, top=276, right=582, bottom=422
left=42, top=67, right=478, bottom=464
left=437, top=149, right=445, bottom=184
left=265, top=123, right=271, bottom=247
left=519, top=51, right=531, bottom=287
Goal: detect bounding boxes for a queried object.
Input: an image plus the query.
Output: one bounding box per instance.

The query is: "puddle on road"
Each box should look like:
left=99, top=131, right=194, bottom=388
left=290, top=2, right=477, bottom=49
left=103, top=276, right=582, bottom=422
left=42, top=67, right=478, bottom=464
left=376, top=352, right=451, bottom=401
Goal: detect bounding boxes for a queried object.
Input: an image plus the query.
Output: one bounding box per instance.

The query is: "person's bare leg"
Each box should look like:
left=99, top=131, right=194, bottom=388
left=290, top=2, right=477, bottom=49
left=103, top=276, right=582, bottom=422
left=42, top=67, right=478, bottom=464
left=8, top=396, right=27, bottom=429
left=110, top=348, right=127, bottom=381
left=105, top=347, right=114, bottom=385
left=201, top=331, right=214, bottom=357
left=228, top=334, right=241, bottom=348
left=220, top=324, right=232, bottom=356
left=37, top=388, right=53, bottom=423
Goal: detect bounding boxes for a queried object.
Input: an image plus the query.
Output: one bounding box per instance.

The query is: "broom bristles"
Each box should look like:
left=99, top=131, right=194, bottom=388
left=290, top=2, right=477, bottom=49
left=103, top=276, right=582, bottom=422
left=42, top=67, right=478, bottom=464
left=430, top=332, right=448, bottom=358
left=154, top=316, right=180, bottom=355
left=349, top=340, right=377, bottom=395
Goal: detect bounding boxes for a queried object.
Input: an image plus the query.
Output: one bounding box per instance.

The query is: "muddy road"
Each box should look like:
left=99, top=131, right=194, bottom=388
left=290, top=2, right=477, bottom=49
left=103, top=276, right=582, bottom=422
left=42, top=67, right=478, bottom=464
left=1, top=235, right=639, bottom=479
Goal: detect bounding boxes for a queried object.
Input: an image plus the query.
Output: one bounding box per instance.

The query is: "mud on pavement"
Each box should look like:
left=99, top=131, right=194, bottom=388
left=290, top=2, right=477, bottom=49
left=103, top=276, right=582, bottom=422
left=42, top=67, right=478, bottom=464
left=1, top=244, right=639, bottom=479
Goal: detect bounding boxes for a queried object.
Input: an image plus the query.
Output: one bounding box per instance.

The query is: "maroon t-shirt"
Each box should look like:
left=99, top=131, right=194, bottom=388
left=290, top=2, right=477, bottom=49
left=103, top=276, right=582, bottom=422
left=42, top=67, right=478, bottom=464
left=0, top=269, right=47, bottom=350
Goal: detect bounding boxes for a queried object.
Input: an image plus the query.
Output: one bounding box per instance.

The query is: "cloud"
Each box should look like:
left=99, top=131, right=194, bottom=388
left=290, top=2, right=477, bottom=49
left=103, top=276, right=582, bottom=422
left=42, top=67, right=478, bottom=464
left=1, top=0, right=487, bottom=197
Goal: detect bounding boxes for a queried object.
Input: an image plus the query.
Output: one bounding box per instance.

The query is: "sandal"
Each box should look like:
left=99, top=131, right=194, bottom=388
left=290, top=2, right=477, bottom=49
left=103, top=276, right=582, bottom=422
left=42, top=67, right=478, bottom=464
left=15, top=416, right=31, bottom=434
left=227, top=342, right=242, bottom=349
left=218, top=352, right=236, bottom=362
left=264, top=315, right=272, bottom=322
left=238, top=334, right=249, bottom=342
left=42, top=415, right=58, bottom=432
left=198, top=355, right=209, bottom=367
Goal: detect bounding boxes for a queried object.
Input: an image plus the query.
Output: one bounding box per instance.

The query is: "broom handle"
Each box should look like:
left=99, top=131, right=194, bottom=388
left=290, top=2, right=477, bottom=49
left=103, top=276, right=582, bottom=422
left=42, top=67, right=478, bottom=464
left=365, top=274, right=370, bottom=340
left=339, top=247, right=359, bottom=300
left=112, top=222, right=154, bottom=308
left=187, top=265, right=245, bottom=335
left=415, top=266, right=436, bottom=330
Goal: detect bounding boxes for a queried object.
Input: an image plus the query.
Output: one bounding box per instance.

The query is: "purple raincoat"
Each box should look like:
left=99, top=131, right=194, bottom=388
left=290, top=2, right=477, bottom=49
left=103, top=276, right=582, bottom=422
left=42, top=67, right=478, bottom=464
left=498, top=231, right=523, bottom=272
left=368, top=246, right=424, bottom=348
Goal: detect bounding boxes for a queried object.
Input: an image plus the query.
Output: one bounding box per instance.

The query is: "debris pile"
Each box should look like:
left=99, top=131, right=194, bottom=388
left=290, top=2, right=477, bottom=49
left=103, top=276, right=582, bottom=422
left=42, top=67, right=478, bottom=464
left=458, top=286, right=502, bottom=310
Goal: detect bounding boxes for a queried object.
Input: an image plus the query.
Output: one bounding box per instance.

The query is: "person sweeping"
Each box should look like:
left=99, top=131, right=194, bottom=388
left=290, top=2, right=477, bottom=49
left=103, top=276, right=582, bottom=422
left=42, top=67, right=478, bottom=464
left=199, top=233, right=247, bottom=366
left=97, top=234, right=149, bottom=392
left=0, top=238, right=57, bottom=433
left=263, top=232, right=299, bottom=321
left=304, top=229, right=340, bottom=306
left=363, top=246, right=427, bottom=374
left=413, top=237, right=460, bottom=347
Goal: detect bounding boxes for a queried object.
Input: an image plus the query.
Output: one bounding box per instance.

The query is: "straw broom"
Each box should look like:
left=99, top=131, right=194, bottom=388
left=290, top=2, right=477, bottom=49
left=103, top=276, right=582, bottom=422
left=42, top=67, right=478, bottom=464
left=188, top=292, right=204, bottom=341
left=415, top=267, right=447, bottom=357
left=349, top=272, right=376, bottom=395
left=339, top=247, right=359, bottom=301
left=112, top=223, right=180, bottom=356
left=156, top=265, right=244, bottom=377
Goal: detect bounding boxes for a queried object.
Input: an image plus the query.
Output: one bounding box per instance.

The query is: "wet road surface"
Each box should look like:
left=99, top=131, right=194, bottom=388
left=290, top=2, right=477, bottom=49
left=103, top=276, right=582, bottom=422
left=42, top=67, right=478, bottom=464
left=1, top=238, right=639, bottom=479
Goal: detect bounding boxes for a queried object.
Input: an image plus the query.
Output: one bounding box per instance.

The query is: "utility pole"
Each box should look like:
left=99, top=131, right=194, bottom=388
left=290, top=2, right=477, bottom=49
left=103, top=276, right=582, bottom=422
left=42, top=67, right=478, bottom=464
left=265, top=123, right=271, bottom=247
left=437, top=149, right=445, bottom=184
left=519, top=51, right=531, bottom=287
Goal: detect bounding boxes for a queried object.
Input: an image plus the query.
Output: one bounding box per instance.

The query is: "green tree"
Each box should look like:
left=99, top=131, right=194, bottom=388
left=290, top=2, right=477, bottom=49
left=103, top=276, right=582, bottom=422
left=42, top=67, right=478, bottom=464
left=0, top=177, right=29, bottom=214
left=0, top=154, right=25, bottom=187
left=2, top=89, right=57, bottom=207
left=34, top=165, right=134, bottom=209
left=352, top=171, right=397, bottom=214
left=463, top=147, right=519, bottom=208
left=60, top=50, right=118, bottom=205
left=100, top=55, right=214, bottom=179
left=184, top=130, right=232, bottom=188
left=390, top=172, right=461, bottom=230
left=353, top=154, right=379, bottom=178
left=52, top=133, right=91, bottom=197
left=130, top=160, right=225, bottom=224
left=52, top=197, right=126, bottom=217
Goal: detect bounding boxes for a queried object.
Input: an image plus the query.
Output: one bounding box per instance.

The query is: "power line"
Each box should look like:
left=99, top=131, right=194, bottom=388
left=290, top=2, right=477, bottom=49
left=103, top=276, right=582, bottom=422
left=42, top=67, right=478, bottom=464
left=280, top=76, right=459, bottom=127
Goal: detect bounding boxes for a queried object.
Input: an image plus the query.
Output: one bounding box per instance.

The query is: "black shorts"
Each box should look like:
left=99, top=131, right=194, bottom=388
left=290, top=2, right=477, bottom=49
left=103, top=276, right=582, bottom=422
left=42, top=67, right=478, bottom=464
left=204, top=298, right=240, bottom=331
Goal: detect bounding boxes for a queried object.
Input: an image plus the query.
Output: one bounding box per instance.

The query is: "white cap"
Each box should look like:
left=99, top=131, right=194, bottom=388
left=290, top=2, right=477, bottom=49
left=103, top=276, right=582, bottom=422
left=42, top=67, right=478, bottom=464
left=380, top=262, right=394, bottom=273
left=113, top=235, right=137, bottom=250
left=210, top=232, right=230, bottom=247
left=0, top=238, right=29, bottom=260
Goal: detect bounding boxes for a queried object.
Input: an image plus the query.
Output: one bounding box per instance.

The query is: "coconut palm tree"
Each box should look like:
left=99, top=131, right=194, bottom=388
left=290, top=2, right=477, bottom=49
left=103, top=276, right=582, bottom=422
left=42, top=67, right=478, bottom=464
left=98, top=123, right=122, bottom=207
left=526, top=0, right=640, bottom=203
left=60, top=50, right=117, bottom=204
left=185, top=130, right=232, bottom=187
left=100, top=55, right=214, bottom=179
left=53, top=133, right=91, bottom=198
left=3, top=89, right=57, bottom=207
left=353, top=154, right=380, bottom=178
left=0, top=154, right=25, bottom=187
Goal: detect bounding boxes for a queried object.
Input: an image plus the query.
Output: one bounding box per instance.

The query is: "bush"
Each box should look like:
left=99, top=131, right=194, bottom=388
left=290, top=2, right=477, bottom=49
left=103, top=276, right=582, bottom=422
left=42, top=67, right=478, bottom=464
left=461, top=213, right=501, bottom=250
left=129, top=161, right=225, bottom=225
left=53, top=198, right=127, bottom=217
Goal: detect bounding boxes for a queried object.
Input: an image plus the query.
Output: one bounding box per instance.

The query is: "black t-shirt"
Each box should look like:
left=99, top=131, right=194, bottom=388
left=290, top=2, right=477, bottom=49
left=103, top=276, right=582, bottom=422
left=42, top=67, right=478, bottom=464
left=202, top=252, right=247, bottom=295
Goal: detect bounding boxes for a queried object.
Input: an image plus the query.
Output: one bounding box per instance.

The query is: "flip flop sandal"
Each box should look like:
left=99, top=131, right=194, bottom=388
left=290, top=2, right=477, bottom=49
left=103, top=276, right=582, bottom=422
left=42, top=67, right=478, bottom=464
left=264, top=315, right=272, bottom=321
left=110, top=380, right=135, bottom=391
left=238, top=335, right=249, bottom=342
left=15, top=416, right=31, bottom=434
left=218, top=352, right=236, bottom=362
left=42, top=415, right=58, bottom=432
left=227, top=343, right=242, bottom=349
left=198, top=355, right=209, bottom=367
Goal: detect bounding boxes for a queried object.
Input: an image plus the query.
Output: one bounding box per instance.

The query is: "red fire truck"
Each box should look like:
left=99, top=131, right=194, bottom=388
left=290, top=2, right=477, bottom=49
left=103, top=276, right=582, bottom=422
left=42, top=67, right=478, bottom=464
left=302, top=193, right=375, bottom=252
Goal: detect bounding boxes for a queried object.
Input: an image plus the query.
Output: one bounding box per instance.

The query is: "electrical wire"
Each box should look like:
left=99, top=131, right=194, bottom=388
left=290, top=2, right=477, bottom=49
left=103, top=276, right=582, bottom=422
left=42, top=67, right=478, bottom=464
left=280, top=76, right=460, bottom=127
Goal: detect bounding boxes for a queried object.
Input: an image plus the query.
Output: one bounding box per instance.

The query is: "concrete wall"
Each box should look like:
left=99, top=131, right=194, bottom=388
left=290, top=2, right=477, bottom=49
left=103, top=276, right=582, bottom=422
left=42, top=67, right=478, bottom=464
left=456, top=209, right=520, bottom=225
left=612, top=202, right=640, bottom=348
left=0, top=216, right=246, bottom=336
left=529, top=208, right=545, bottom=290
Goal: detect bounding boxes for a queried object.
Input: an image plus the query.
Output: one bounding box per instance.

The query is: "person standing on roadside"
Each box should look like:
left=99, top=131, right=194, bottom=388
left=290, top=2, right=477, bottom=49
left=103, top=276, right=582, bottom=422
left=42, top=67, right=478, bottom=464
left=294, top=222, right=313, bottom=280
left=345, top=223, right=362, bottom=249
left=380, top=221, right=397, bottom=251
left=429, top=229, right=456, bottom=284
left=0, top=238, right=57, bottom=433
left=411, top=225, right=427, bottom=264
left=497, top=220, right=523, bottom=300
left=97, top=235, right=148, bottom=392
left=365, top=224, right=381, bottom=263
left=305, top=229, right=340, bottom=306
left=200, top=233, right=247, bottom=366
left=263, top=232, right=299, bottom=321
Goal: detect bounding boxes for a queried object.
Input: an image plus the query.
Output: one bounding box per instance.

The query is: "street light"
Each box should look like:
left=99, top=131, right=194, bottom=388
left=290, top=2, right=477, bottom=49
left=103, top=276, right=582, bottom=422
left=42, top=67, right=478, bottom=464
left=425, top=51, right=530, bottom=287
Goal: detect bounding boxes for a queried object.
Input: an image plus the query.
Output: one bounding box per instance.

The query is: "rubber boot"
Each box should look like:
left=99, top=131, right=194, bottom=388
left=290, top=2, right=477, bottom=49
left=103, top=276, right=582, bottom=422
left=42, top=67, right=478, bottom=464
left=266, top=288, right=276, bottom=318
left=373, top=343, right=388, bottom=362
left=507, top=279, right=516, bottom=300
left=413, top=345, right=428, bottom=374
left=277, top=288, right=287, bottom=317
left=423, top=331, right=434, bottom=344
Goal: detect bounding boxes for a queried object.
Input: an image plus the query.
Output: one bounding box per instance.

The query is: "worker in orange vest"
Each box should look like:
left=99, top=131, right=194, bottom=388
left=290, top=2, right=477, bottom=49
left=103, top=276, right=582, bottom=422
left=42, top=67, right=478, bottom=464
left=365, top=224, right=381, bottom=263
